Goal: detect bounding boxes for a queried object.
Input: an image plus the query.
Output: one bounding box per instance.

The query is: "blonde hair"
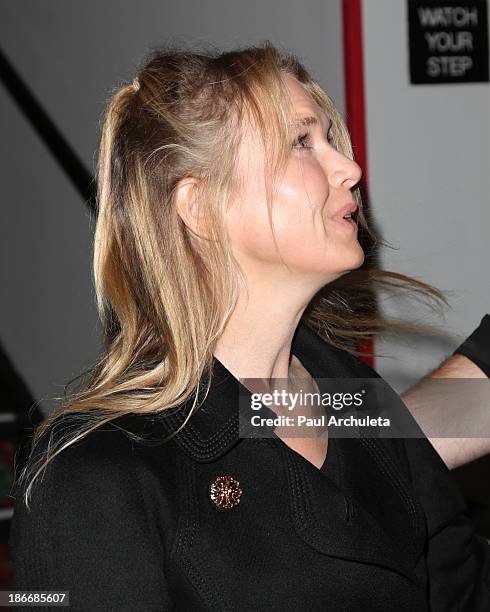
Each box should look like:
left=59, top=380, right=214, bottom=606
left=16, top=40, right=448, bottom=510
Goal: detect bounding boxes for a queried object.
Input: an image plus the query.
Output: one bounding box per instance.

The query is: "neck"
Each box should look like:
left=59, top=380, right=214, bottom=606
left=213, top=280, right=318, bottom=385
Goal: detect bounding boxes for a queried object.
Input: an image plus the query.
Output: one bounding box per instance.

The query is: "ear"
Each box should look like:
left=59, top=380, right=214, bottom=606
left=175, top=177, right=207, bottom=239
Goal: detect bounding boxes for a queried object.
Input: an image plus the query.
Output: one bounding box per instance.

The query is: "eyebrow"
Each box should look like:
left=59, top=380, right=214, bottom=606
left=290, top=115, right=332, bottom=130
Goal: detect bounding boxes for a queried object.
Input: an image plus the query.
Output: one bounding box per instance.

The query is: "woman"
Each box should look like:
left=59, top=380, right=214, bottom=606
left=10, top=41, right=490, bottom=610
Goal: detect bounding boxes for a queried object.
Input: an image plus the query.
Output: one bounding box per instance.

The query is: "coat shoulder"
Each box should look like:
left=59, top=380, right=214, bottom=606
left=12, top=411, right=180, bottom=512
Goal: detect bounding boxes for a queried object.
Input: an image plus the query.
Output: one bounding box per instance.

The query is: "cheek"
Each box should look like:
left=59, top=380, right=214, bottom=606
left=225, top=158, right=330, bottom=264
left=225, top=183, right=281, bottom=262
left=272, top=161, right=330, bottom=238
left=283, top=157, right=329, bottom=208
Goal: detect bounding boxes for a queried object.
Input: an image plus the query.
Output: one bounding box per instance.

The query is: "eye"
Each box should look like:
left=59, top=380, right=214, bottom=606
left=292, top=126, right=336, bottom=150
left=292, top=131, right=312, bottom=150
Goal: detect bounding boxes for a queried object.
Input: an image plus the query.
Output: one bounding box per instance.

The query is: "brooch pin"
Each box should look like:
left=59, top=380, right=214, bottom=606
left=209, top=475, right=242, bottom=510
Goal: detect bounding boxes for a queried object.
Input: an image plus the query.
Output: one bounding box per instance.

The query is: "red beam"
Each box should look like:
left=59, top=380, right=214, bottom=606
left=342, top=0, right=375, bottom=368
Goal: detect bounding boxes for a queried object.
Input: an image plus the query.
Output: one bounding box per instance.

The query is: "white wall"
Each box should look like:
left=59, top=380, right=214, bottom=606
left=362, top=0, right=490, bottom=392
left=0, top=0, right=345, bottom=414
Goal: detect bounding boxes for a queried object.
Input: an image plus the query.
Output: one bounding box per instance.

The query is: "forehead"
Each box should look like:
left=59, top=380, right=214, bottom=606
left=234, top=72, right=330, bottom=171
left=282, top=73, right=328, bottom=125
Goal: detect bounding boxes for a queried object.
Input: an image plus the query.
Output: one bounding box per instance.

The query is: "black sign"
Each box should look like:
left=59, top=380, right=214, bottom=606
left=408, top=0, right=489, bottom=83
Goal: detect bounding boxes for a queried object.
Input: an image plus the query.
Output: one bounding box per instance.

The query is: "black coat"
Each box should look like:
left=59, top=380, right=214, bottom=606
left=10, top=321, right=490, bottom=611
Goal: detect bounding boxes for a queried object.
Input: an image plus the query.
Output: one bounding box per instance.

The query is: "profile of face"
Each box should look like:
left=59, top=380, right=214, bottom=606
left=225, top=73, right=364, bottom=291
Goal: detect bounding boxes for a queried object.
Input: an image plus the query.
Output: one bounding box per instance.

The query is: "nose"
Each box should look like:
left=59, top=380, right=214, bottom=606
left=328, top=150, right=362, bottom=190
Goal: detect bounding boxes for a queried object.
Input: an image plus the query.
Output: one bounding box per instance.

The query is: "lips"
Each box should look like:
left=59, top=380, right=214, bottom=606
left=332, top=203, right=358, bottom=220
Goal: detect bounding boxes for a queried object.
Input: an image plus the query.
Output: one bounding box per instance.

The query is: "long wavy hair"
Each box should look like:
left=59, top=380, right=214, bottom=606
left=16, top=40, right=449, bottom=510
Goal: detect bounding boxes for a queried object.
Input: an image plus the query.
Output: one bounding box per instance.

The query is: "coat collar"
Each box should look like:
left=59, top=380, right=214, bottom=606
left=154, top=319, right=378, bottom=462
left=128, top=320, right=427, bottom=580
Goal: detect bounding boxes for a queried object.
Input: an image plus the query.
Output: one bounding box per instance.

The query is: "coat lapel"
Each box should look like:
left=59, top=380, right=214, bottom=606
left=287, top=321, right=428, bottom=580
left=147, top=320, right=427, bottom=580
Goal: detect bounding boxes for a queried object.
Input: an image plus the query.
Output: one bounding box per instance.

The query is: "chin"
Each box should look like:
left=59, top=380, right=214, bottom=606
left=351, top=245, right=365, bottom=268
left=330, top=248, right=365, bottom=278
left=295, top=245, right=365, bottom=279
left=339, top=242, right=366, bottom=267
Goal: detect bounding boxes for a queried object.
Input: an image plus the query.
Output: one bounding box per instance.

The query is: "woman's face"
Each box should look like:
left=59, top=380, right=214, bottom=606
left=226, top=73, right=364, bottom=287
